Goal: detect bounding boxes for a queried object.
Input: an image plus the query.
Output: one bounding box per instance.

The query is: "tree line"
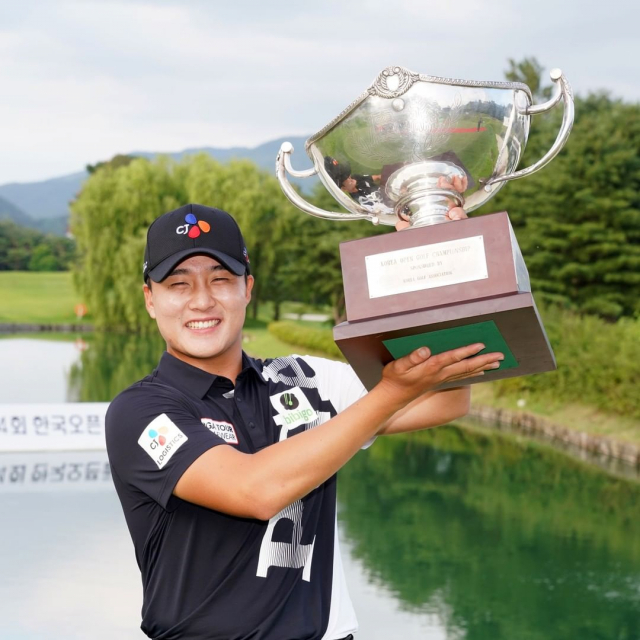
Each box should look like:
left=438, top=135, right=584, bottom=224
left=71, top=60, right=639, bottom=330
left=0, top=220, right=75, bottom=271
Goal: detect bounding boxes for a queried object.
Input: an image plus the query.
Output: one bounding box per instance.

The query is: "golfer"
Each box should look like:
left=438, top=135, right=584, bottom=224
left=106, top=203, right=503, bottom=640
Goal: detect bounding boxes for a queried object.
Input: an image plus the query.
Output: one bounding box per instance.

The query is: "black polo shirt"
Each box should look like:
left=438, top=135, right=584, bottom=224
left=106, top=351, right=368, bottom=640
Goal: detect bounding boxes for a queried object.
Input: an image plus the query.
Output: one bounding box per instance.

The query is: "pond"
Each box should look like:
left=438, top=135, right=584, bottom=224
left=1, top=335, right=639, bottom=639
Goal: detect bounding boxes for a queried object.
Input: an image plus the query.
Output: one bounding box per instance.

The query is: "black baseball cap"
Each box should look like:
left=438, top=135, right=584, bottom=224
left=143, top=204, right=250, bottom=283
left=324, top=156, right=351, bottom=187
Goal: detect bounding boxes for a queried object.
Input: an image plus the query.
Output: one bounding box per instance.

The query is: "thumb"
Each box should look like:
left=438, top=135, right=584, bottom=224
left=395, top=346, right=432, bottom=373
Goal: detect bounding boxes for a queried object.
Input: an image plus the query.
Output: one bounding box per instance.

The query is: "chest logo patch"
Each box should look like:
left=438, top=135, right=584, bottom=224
left=201, top=418, right=239, bottom=444
left=138, top=414, right=188, bottom=469
left=269, top=387, right=318, bottom=431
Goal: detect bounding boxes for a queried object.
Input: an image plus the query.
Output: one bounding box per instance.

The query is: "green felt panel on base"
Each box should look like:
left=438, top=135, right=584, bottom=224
left=382, top=320, right=518, bottom=371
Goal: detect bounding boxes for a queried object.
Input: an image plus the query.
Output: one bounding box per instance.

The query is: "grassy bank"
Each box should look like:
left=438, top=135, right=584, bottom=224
left=0, top=271, right=88, bottom=324
left=268, top=320, right=640, bottom=448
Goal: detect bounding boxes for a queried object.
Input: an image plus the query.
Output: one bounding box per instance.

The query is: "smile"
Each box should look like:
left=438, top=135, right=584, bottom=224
left=186, top=320, right=221, bottom=329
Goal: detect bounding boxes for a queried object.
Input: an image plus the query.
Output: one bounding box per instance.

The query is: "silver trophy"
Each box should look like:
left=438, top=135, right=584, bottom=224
left=275, top=66, right=574, bottom=390
left=276, top=65, right=573, bottom=228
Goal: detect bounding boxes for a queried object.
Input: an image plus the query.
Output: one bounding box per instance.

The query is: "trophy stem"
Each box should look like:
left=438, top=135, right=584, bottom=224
left=397, top=189, right=460, bottom=227
left=386, top=161, right=466, bottom=228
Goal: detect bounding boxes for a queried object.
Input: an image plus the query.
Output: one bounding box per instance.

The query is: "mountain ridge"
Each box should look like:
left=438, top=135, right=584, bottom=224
left=0, top=136, right=313, bottom=234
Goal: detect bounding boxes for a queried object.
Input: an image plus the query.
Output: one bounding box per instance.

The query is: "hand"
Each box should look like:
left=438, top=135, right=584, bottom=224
left=378, top=344, right=503, bottom=408
left=438, top=175, right=468, bottom=222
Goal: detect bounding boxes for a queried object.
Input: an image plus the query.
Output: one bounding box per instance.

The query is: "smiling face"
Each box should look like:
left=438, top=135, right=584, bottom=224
left=143, top=254, right=253, bottom=380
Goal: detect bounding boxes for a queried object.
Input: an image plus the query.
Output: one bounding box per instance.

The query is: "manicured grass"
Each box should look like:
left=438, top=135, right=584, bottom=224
left=0, top=271, right=89, bottom=324
left=242, top=318, right=336, bottom=360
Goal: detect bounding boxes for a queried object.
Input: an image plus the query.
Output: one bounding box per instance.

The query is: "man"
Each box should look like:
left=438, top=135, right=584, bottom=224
left=106, top=203, right=503, bottom=640
left=324, top=156, right=381, bottom=201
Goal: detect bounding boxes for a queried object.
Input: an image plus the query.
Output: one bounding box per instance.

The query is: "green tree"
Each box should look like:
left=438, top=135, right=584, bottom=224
left=28, top=244, right=58, bottom=271
left=71, top=154, right=309, bottom=330
left=86, top=153, right=137, bottom=175
left=71, top=156, right=186, bottom=332
left=278, top=183, right=390, bottom=323
left=478, top=68, right=640, bottom=320
left=0, top=220, right=74, bottom=271
left=505, top=56, right=552, bottom=100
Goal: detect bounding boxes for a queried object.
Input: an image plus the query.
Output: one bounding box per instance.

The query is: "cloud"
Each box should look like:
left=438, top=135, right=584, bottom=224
left=0, top=0, right=638, bottom=183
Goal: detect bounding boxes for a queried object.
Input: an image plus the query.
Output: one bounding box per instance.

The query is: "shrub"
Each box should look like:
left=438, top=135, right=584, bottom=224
left=268, top=321, right=344, bottom=359
left=494, top=305, right=640, bottom=419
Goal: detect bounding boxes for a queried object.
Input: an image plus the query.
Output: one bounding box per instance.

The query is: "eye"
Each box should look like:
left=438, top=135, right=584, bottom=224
left=170, top=281, right=188, bottom=288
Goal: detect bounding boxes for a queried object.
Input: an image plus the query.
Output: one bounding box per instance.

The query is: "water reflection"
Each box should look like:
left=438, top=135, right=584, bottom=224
left=1, top=335, right=639, bottom=638
left=68, top=333, right=164, bottom=402
left=0, top=336, right=81, bottom=403
left=338, top=427, right=640, bottom=640
left=0, top=451, right=144, bottom=640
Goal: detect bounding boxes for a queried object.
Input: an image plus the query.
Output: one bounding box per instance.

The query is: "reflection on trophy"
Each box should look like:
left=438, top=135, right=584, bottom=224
left=276, top=66, right=574, bottom=390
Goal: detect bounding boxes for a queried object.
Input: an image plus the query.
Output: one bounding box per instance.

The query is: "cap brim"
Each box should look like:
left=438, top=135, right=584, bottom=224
left=147, top=248, right=247, bottom=283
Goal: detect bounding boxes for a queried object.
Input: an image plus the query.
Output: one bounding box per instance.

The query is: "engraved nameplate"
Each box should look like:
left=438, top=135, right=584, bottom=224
left=365, top=235, right=488, bottom=299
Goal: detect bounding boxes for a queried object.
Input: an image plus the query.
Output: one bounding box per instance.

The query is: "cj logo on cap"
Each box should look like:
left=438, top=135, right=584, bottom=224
left=176, top=213, right=211, bottom=239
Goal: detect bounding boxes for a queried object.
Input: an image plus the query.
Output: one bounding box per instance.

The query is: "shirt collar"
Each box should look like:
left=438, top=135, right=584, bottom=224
left=156, top=351, right=266, bottom=399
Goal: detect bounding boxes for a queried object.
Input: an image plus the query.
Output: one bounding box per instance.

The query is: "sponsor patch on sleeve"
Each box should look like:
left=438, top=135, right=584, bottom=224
left=201, top=418, right=239, bottom=444
left=137, top=414, right=188, bottom=469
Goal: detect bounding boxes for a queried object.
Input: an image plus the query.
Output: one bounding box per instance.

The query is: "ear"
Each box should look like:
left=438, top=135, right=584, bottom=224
left=245, top=275, right=254, bottom=304
left=143, top=283, right=156, bottom=319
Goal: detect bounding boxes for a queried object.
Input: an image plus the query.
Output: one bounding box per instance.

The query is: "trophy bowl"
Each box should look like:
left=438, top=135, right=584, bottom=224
left=277, top=65, right=573, bottom=228
left=275, top=65, right=574, bottom=390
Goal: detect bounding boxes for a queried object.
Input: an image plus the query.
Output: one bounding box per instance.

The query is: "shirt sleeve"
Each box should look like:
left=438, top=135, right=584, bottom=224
left=298, top=356, right=375, bottom=448
left=296, top=355, right=367, bottom=412
left=105, top=383, right=227, bottom=508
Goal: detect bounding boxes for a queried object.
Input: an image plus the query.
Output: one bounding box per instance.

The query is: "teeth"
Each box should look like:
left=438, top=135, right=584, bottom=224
left=187, top=320, right=220, bottom=329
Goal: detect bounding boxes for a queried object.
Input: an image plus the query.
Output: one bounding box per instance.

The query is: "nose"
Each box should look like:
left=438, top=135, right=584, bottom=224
left=188, top=282, right=216, bottom=311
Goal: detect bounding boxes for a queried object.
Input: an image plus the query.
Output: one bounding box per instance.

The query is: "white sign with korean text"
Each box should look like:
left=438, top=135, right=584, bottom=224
left=0, top=450, right=112, bottom=493
left=0, top=403, right=108, bottom=452
left=365, top=235, right=489, bottom=299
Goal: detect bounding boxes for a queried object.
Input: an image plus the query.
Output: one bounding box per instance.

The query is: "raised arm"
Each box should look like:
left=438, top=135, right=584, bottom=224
left=174, top=344, right=502, bottom=519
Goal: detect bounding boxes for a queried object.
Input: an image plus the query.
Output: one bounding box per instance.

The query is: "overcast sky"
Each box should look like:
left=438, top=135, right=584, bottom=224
left=0, top=0, right=637, bottom=184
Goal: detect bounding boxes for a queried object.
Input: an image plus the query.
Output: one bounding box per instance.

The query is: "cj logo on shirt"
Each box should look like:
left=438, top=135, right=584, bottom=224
left=270, top=387, right=318, bottom=433
left=138, top=414, right=188, bottom=469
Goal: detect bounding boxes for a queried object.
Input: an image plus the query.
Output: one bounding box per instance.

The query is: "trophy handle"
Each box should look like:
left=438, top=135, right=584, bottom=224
left=485, top=69, right=574, bottom=189
left=276, top=142, right=381, bottom=224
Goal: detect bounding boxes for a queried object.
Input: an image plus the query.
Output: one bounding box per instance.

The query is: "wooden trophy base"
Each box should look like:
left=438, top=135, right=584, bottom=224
left=333, top=212, right=556, bottom=390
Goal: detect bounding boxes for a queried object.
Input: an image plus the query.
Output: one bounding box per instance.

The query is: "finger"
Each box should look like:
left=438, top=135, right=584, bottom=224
left=446, top=207, right=467, bottom=221
left=452, top=176, right=464, bottom=193
left=395, top=220, right=411, bottom=231
left=405, top=346, right=432, bottom=369
left=439, top=352, right=504, bottom=381
left=437, top=176, right=453, bottom=190
left=430, top=343, right=486, bottom=370
left=446, top=359, right=503, bottom=382
left=388, top=346, right=434, bottom=376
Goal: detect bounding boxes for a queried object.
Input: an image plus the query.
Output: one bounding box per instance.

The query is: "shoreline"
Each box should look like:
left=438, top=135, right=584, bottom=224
left=1, top=325, right=638, bottom=469
left=465, top=403, right=640, bottom=468
left=0, top=322, right=94, bottom=333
